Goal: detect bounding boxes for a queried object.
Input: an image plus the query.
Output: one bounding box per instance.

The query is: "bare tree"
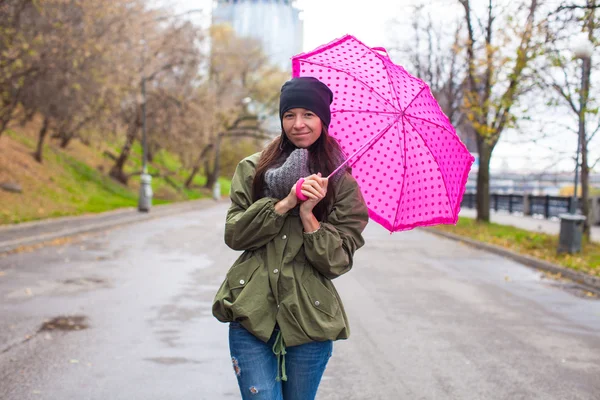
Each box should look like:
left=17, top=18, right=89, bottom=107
left=459, top=0, right=544, bottom=222
left=538, top=0, right=599, bottom=240
left=181, top=24, right=287, bottom=189
left=109, top=13, right=204, bottom=184
left=0, top=0, right=42, bottom=137
left=391, top=5, right=476, bottom=152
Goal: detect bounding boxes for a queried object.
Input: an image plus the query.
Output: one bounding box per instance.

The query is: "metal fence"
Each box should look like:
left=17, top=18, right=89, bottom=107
left=461, top=193, right=584, bottom=220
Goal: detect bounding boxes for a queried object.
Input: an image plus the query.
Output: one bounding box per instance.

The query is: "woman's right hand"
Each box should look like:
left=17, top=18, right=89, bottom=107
left=274, top=184, right=299, bottom=215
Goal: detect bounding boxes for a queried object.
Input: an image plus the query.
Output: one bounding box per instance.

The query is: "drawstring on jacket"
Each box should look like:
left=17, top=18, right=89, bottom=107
left=272, top=330, right=287, bottom=381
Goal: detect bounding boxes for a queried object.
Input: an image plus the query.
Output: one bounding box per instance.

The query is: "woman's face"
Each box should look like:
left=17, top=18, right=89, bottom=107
left=282, top=108, right=323, bottom=148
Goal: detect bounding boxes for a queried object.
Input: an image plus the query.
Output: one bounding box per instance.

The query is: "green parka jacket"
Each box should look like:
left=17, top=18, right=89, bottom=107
left=212, top=152, right=369, bottom=347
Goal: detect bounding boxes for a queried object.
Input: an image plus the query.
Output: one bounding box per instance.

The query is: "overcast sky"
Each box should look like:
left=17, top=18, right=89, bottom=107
left=157, top=0, right=592, bottom=174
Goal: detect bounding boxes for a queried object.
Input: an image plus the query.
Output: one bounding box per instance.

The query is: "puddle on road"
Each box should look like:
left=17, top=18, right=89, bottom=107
left=63, top=277, right=106, bottom=286
left=39, top=315, right=89, bottom=332
left=145, top=356, right=203, bottom=365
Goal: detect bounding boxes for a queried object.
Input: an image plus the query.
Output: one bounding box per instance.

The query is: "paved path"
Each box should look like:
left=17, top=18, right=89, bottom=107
left=460, top=208, right=600, bottom=243
left=0, top=200, right=216, bottom=253
left=1, top=203, right=599, bottom=399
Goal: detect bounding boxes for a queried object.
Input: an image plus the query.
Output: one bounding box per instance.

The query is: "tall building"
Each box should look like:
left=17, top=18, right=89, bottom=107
left=212, top=0, right=303, bottom=71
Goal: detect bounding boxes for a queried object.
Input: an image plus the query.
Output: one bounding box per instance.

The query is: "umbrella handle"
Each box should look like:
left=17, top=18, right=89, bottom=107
left=295, top=178, right=308, bottom=201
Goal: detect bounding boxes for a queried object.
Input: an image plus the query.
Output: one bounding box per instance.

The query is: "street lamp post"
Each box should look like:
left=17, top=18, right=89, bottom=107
left=136, top=10, right=205, bottom=212
left=558, top=33, right=593, bottom=253
left=571, top=34, right=594, bottom=213
left=138, top=39, right=152, bottom=212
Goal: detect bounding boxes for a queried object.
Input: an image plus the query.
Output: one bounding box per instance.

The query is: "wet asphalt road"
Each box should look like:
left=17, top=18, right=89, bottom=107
left=0, top=202, right=599, bottom=400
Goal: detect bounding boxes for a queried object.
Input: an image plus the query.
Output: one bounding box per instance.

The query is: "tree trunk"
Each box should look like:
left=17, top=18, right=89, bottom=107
left=205, top=134, right=223, bottom=189
left=34, top=116, right=50, bottom=163
left=0, top=90, right=21, bottom=137
left=581, top=139, right=590, bottom=240
left=109, top=115, right=140, bottom=185
left=0, top=116, right=9, bottom=138
left=204, top=158, right=211, bottom=188
left=0, top=107, right=15, bottom=138
left=60, top=132, right=74, bottom=148
left=184, top=144, right=214, bottom=188
left=475, top=138, right=492, bottom=222
left=19, top=108, right=36, bottom=127
left=58, top=116, right=93, bottom=149
left=184, top=164, right=201, bottom=189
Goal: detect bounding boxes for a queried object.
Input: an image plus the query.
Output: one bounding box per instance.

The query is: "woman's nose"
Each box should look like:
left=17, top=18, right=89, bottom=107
left=293, top=116, right=306, bottom=129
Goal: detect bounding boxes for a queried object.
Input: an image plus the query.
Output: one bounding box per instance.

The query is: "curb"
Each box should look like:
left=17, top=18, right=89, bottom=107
left=423, top=227, right=600, bottom=296
left=0, top=206, right=136, bottom=232
left=0, top=199, right=224, bottom=254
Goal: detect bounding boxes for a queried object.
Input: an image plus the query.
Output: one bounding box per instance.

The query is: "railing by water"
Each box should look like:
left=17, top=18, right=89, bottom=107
left=461, top=193, right=600, bottom=225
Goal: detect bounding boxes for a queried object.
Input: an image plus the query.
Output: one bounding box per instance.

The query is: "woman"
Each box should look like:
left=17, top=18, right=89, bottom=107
left=212, top=76, right=369, bottom=400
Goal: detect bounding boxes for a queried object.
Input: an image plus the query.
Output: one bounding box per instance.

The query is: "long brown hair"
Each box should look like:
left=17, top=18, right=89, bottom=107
left=252, top=127, right=344, bottom=221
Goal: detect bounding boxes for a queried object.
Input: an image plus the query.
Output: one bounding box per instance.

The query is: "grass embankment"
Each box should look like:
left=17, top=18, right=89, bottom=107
left=0, top=118, right=231, bottom=225
left=435, top=217, right=600, bottom=276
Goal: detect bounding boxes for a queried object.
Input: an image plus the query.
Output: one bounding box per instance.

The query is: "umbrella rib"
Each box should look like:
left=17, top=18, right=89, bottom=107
left=378, top=56, right=403, bottom=112
left=405, top=115, right=472, bottom=155
left=405, top=117, right=454, bottom=219
left=404, top=114, right=452, bottom=133
left=296, top=59, right=398, bottom=112
left=328, top=116, right=401, bottom=178
left=403, top=86, right=428, bottom=112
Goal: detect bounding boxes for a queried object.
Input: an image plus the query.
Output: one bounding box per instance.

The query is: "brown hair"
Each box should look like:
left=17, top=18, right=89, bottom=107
left=252, top=127, right=344, bottom=221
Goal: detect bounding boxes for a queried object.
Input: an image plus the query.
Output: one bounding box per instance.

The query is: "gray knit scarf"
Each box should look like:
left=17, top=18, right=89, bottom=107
left=263, top=148, right=346, bottom=201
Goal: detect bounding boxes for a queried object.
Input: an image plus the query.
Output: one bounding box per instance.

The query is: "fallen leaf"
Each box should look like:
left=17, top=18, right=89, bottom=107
left=25, top=288, right=32, bottom=296
left=69, top=359, right=79, bottom=364
left=0, top=271, right=6, bottom=277
left=504, top=276, right=511, bottom=282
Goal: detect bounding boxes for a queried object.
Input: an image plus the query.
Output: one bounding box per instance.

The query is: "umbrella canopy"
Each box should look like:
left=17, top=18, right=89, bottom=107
left=292, top=35, right=474, bottom=232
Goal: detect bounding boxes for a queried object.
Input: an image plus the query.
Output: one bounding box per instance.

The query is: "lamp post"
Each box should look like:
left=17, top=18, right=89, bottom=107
left=138, top=38, right=152, bottom=212
left=137, top=10, right=204, bottom=212
left=558, top=33, right=593, bottom=253
left=571, top=34, right=594, bottom=213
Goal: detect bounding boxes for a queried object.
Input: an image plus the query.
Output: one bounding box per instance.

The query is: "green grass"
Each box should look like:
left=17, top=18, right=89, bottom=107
left=1, top=127, right=232, bottom=225
left=435, top=217, right=600, bottom=276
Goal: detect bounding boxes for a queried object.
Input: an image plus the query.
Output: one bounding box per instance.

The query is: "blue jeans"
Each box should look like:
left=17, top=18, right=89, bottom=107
left=229, top=322, right=333, bottom=400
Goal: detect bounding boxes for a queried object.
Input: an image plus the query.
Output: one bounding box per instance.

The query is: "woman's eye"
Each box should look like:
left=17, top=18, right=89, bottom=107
left=305, top=113, right=314, bottom=117
left=284, top=114, right=294, bottom=119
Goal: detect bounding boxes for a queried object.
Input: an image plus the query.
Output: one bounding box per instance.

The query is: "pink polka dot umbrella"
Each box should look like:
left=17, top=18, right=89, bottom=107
left=292, top=35, right=474, bottom=232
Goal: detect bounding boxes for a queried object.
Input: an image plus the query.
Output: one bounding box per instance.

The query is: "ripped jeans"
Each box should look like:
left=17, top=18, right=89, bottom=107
left=229, top=322, right=332, bottom=400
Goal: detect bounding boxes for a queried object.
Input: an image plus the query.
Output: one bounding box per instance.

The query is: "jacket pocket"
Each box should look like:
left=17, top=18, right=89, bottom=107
left=227, top=257, right=262, bottom=296
left=301, top=273, right=340, bottom=318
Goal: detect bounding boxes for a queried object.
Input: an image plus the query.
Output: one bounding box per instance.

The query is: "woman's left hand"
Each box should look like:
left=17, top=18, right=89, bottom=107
left=299, top=173, right=328, bottom=214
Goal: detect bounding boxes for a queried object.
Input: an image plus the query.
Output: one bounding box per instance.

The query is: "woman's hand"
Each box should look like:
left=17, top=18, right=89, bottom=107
left=298, top=173, right=328, bottom=213
left=274, top=184, right=299, bottom=215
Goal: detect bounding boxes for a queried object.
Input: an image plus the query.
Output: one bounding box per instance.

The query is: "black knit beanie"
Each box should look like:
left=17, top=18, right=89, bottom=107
left=279, top=77, right=334, bottom=127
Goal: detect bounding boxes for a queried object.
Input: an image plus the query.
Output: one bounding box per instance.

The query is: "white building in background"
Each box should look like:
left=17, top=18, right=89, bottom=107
left=212, top=0, right=303, bottom=71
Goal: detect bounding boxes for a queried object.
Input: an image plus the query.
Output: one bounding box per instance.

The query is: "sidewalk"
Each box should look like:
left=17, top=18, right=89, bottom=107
left=459, top=208, right=600, bottom=243
left=0, top=199, right=220, bottom=253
